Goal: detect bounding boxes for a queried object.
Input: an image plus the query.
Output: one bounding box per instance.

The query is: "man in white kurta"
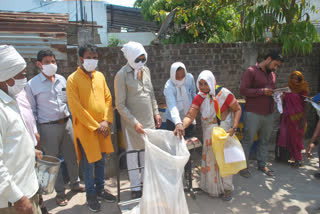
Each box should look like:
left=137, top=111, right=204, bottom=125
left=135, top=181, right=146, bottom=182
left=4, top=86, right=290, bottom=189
left=0, top=45, right=41, bottom=214
left=114, top=41, right=161, bottom=198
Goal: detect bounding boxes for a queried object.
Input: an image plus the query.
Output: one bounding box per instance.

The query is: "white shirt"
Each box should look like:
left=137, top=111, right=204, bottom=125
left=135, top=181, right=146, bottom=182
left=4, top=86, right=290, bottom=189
left=0, top=89, right=39, bottom=208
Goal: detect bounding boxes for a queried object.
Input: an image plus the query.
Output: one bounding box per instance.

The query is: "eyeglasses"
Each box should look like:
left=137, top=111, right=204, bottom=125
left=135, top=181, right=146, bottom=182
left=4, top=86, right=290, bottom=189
left=134, top=57, right=146, bottom=63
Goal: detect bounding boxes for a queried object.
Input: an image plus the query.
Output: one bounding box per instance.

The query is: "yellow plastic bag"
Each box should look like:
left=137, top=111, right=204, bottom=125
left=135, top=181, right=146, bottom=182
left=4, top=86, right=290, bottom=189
left=211, top=127, right=247, bottom=177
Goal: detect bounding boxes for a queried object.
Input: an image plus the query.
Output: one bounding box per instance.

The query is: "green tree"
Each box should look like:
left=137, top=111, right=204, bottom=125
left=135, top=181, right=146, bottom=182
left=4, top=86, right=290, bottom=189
left=244, top=0, right=319, bottom=54
left=135, top=0, right=319, bottom=54
left=135, top=0, right=241, bottom=44
left=107, top=35, right=125, bottom=47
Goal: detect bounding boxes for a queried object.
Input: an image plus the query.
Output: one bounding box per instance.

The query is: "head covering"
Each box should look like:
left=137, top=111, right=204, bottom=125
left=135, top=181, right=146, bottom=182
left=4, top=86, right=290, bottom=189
left=121, top=41, right=148, bottom=79
left=196, top=70, right=220, bottom=119
left=196, top=70, right=216, bottom=96
left=288, top=71, right=309, bottom=94
left=170, top=62, right=187, bottom=86
left=170, top=62, right=190, bottom=117
left=0, top=45, right=26, bottom=82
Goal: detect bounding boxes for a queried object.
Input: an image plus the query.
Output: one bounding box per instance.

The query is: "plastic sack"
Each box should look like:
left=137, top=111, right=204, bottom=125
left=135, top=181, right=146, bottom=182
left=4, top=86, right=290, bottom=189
left=211, top=127, right=247, bottom=177
left=128, top=129, right=190, bottom=214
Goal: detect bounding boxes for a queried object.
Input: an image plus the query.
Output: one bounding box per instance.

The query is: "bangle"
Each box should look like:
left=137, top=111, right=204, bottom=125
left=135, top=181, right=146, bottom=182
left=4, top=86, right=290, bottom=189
left=232, top=127, right=237, bottom=132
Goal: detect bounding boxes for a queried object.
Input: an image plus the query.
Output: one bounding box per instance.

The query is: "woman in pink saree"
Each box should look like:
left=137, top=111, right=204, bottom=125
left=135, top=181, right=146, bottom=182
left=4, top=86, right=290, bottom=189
left=277, top=71, right=309, bottom=167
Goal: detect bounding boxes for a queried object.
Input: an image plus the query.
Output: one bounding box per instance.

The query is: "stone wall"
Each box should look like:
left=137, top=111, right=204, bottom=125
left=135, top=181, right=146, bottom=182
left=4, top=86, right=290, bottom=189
left=25, top=43, right=320, bottom=141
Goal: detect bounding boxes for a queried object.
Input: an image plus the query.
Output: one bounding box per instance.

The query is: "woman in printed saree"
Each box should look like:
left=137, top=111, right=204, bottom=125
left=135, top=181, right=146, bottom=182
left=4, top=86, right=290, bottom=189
left=277, top=71, right=309, bottom=167
left=175, top=70, right=241, bottom=201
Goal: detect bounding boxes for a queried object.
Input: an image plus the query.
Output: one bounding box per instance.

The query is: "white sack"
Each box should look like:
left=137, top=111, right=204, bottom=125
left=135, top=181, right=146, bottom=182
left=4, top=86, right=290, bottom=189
left=129, top=129, right=190, bottom=214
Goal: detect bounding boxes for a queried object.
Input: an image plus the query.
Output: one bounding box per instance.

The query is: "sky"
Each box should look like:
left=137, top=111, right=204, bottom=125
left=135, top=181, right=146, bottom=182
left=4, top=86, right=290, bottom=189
left=104, top=0, right=136, bottom=7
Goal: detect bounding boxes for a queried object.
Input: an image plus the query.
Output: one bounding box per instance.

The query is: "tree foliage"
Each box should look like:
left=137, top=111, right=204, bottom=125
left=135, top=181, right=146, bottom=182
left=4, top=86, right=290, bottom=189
left=135, top=0, right=319, bottom=54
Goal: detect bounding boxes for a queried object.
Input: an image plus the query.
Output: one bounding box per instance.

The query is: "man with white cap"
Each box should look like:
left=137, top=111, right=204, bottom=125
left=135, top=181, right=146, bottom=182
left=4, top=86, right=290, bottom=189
left=0, top=45, right=42, bottom=214
left=115, top=41, right=161, bottom=199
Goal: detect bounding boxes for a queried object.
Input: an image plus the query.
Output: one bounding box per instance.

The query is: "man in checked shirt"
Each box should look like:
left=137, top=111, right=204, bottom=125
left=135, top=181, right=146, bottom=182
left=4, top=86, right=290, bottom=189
left=25, top=50, right=84, bottom=206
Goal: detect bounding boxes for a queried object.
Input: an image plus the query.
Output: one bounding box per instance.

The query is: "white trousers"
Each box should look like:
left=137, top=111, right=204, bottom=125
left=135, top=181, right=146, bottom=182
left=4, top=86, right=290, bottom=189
left=125, top=129, right=145, bottom=191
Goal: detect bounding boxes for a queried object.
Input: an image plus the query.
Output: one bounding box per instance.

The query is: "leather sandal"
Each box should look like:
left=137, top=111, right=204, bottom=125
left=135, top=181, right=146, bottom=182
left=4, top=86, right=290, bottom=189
left=55, top=194, right=68, bottom=206
left=258, top=166, right=274, bottom=176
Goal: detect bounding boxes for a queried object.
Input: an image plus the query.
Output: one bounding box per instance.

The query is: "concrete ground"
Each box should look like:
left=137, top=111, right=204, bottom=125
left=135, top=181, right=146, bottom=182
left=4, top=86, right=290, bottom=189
left=43, top=144, right=320, bottom=214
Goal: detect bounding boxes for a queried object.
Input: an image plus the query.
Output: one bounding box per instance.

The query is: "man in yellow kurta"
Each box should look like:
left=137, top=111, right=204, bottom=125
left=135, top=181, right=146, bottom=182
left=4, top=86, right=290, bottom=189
left=66, top=44, right=115, bottom=212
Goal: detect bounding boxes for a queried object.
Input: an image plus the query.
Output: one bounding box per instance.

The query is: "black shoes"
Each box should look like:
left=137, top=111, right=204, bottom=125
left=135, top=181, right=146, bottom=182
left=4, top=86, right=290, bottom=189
left=97, top=190, right=116, bottom=202
left=87, top=195, right=100, bottom=212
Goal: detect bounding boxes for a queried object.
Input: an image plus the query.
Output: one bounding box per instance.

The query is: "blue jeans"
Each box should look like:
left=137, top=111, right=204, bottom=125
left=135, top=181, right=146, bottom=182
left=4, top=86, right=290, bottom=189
left=78, top=140, right=106, bottom=197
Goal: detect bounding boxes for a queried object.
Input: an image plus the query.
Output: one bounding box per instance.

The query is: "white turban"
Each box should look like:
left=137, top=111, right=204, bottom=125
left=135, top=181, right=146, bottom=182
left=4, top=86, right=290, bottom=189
left=121, top=41, right=147, bottom=79
left=0, top=45, right=26, bottom=82
left=121, top=41, right=147, bottom=63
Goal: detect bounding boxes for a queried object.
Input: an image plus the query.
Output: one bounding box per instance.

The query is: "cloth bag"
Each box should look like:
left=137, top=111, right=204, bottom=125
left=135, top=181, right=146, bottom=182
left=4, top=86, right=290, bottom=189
left=211, top=127, right=247, bottom=177
left=129, top=129, right=190, bottom=214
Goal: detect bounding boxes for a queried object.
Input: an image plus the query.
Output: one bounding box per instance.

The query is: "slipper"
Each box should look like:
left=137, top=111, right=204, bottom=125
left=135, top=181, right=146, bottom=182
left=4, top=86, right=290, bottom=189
left=259, top=167, right=274, bottom=176
left=239, top=168, right=251, bottom=178
left=71, top=184, right=85, bottom=192
left=55, top=194, right=68, bottom=206
left=314, top=172, right=320, bottom=179
left=222, top=190, right=232, bottom=201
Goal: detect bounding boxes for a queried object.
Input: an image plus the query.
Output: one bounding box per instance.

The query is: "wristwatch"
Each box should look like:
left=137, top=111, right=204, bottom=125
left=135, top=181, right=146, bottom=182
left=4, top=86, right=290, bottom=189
left=232, top=127, right=237, bottom=132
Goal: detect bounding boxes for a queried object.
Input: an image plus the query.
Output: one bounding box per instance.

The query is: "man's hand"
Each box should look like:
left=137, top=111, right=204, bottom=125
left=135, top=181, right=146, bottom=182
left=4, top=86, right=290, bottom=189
left=135, top=122, right=145, bottom=134
left=96, top=121, right=109, bottom=138
left=173, top=123, right=185, bottom=139
left=306, top=142, right=316, bottom=159
left=99, top=121, right=109, bottom=132
left=154, top=114, right=162, bottom=128
left=14, top=196, right=33, bottom=214
left=35, top=133, right=41, bottom=150
left=35, top=149, right=43, bottom=160
left=264, top=88, right=273, bottom=96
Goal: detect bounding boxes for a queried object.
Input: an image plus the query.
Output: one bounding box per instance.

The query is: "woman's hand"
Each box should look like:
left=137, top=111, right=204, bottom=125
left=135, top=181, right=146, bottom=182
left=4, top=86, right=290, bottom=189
left=173, top=123, right=185, bottom=139
left=226, top=128, right=236, bottom=136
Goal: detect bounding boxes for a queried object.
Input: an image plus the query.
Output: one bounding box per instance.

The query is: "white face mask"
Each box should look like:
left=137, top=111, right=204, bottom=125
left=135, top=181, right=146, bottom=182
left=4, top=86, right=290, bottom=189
left=175, top=78, right=186, bottom=87
left=129, top=61, right=145, bottom=71
left=7, top=78, right=27, bottom=97
left=42, top=64, right=57, bottom=76
left=83, top=59, right=98, bottom=72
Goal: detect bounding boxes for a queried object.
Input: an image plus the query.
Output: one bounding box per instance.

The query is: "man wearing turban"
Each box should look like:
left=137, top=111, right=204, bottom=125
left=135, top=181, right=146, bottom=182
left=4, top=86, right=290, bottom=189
left=115, top=41, right=161, bottom=199
left=0, top=45, right=42, bottom=214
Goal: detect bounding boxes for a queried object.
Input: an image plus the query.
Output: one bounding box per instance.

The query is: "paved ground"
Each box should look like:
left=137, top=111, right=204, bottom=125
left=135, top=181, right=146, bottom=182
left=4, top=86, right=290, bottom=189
left=43, top=142, right=320, bottom=214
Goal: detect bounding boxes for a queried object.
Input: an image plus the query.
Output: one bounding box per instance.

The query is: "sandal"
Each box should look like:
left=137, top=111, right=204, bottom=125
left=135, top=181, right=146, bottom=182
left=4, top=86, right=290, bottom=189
left=291, top=161, right=303, bottom=168
left=40, top=206, right=52, bottom=214
left=55, top=194, right=68, bottom=206
left=258, top=166, right=274, bottom=176
left=239, top=168, right=251, bottom=178
left=314, top=172, right=320, bottom=179
left=222, top=190, right=232, bottom=201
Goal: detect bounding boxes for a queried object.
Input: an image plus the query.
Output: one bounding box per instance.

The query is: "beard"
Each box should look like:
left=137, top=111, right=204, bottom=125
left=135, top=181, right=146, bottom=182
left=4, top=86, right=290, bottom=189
left=265, top=63, right=275, bottom=74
